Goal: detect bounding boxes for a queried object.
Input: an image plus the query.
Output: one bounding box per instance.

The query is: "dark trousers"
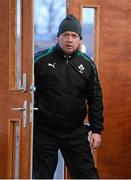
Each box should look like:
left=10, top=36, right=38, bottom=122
left=33, top=124, right=100, bottom=179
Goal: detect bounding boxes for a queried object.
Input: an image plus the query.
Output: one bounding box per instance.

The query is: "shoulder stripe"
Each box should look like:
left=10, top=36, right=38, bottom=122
left=34, top=47, right=54, bottom=62
left=77, top=50, right=96, bottom=69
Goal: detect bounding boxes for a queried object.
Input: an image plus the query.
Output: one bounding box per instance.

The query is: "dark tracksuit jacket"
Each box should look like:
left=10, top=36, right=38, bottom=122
left=34, top=44, right=104, bottom=134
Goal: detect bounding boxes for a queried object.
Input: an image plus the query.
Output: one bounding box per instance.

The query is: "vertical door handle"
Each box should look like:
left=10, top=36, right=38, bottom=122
left=30, top=102, right=38, bottom=123
left=12, top=100, right=27, bottom=128
left=30, top=84, right=38, bottom=122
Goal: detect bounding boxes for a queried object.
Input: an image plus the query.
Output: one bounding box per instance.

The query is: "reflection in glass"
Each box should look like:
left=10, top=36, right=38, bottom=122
left=17, top=0, right=21, bottom=87
left=34, top=0, right=66, bottom=179
left=82, top=8, right=95, bottom=60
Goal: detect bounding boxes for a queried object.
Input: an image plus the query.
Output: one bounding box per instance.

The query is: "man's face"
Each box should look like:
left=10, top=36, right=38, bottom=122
left=57, top=31, right=82, bottom=55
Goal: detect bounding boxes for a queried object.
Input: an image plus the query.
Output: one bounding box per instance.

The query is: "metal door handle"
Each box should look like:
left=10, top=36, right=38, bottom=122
left=30, top=103, right=38, bottom=122
left=12, top=101, right=27, bottom=128
left=30, top=103, right=38, bottom=111
left=30, top=84, right=36, bottom=92
left=32, top=107, right=38, bottom=110
left=12, top=107, right=26, bottom=111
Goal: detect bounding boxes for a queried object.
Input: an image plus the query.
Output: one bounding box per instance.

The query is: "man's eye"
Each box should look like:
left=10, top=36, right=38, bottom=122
left=73, top=35, right=78, bottom=38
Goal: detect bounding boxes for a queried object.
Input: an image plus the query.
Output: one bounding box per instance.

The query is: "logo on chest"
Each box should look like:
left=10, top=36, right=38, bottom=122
left=78, top=64, right=85, bottom=74
left=48, top=62, right=56, bottom=69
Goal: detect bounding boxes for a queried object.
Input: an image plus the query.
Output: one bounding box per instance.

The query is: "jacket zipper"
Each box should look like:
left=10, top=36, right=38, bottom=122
left=64, top=55, right=69, bottom=64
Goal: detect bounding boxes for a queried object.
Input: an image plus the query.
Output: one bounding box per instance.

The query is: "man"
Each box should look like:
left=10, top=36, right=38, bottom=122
left=33, top=14, right=104, bottom=179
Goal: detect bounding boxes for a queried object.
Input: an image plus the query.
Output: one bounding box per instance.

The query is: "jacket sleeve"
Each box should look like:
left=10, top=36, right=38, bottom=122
left=86, top=62, right=104, bottom=134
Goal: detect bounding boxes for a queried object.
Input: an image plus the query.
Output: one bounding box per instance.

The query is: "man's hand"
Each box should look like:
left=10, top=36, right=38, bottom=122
left=89, top=133, right=101, bottom=149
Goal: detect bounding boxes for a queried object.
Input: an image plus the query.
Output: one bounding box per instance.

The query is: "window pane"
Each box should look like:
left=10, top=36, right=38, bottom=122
left=14, top=121, right=20, bottom=179
left=82, top=8, right=95, bottom=60
left=34, top=0, right=66, bottom=53
left=17, top=0, right=21, bottom=87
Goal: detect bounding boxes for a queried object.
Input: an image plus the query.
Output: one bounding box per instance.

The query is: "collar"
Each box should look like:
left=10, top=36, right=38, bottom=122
left=54, top=43, right=79, bottom=59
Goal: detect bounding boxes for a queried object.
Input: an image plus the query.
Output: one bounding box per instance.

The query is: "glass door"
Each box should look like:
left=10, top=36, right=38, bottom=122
left=33, top=0, right=66, bottom=179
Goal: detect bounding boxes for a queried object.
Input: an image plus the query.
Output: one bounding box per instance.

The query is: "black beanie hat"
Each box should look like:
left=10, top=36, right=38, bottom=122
left=57, top=14, right=82, bottom=39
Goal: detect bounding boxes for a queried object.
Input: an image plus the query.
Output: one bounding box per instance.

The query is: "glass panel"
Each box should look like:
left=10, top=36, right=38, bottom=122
left=33, top=0, right=66, bottom=179
left=17, top=0, right=21, bottom=87
left=34, top=0, right=66, bottom=53
left=82, top=8, right=95, bottom=60
left=14, top=121, right=20, bottom=179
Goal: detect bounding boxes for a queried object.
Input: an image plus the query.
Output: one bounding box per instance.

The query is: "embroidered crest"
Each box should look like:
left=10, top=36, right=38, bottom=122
left=78, top=64, right=85, bottom=74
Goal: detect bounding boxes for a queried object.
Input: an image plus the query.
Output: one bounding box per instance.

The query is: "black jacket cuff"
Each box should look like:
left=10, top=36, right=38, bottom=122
left=91, top=129, right=102, bottom=134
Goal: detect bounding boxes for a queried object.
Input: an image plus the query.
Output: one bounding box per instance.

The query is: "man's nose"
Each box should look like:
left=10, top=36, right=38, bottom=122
left=67, top=35, right=73, bottom=42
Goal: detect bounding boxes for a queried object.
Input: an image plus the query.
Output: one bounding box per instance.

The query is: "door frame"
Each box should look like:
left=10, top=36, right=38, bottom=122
left=6, top=0, right=34, bottom=178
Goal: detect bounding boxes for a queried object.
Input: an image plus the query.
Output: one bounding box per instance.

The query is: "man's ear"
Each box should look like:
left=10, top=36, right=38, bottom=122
left=79, top=40, right=82, bottom=49
left=79, top=39, right=82, bottom=46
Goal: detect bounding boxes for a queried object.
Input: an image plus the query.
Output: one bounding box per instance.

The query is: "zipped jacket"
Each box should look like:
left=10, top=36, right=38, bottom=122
left=34, top=44, right=104, bottom=133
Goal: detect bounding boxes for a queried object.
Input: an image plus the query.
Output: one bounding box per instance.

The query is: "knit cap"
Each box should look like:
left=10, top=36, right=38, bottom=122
left=57, top=14, right=82, bottom=39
